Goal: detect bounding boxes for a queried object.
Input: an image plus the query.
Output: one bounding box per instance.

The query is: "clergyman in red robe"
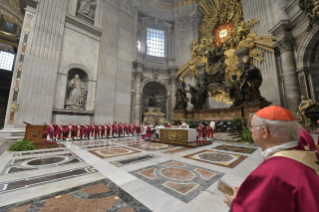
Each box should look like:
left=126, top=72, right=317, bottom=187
left=82, top=123, right=89, bottom=140
left=44, top=122, right=55, bottom=142
left=224, top=105, right=319, bottom=212
left=146, top=125, right=152, bottom=138
left=118, top=122, right=124, bottom=137
left=55, top=124, right=64, bottom=141
left=206, top=125, right=213, bottom=141
left=96, top=124, right=102, bottom=139
left=64, top=122, right=74, bottom=141
left=112, top=122, right=119, bottom=137
left=107, top=123, right=112, bottom=138
left=197, top=123, right=204, bottom=141
left=89, top=123, right=96, bottom=139
left=124, top=123, right=129, bottom=136
left=74, top=122, right=82, bottom=140
left=102, top=123, right=108, bottom=138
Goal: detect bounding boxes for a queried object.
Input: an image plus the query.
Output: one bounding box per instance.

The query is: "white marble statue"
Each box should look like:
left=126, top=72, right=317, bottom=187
left=65, top=74, right=87, bottom=110
left=78, top=0, right=97, bottom=19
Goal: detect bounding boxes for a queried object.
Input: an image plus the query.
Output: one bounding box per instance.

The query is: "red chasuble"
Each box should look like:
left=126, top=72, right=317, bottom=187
left=206, top=126, right=213, bottom=138
left=44, top=125, right=55, bottom=139
left=95, top=126, right=102, bottom=138
left=82, top=126, right=88, bottom=138
left=124, top=124, right=129, bottom=135
left=55, top=126, right=64, bottom=140
left=231, top=155, right=319, bottom=212
left=112, top=123, right=118, bottom=135
left=74, top=125, right=82, bottom=137
left=166, top=123, right=171, bottom=128
left=64, top=125, right=74, bottom=138
left=134, top=124, right=139, bottom=134
left=146, top=126, right=152, bottom=138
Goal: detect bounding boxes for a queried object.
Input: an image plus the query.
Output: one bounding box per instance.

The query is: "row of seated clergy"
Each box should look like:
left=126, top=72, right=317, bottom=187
left=197, top=123, right=214, bottom=141
left=44, top=122, right=145, bottom=141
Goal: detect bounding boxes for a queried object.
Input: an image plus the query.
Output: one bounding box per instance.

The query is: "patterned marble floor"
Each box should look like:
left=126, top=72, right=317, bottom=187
left=0, top=137, right=263, bottom=212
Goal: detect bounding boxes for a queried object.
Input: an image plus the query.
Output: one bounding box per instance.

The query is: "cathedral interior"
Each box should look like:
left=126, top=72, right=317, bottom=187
left=0, top=0, right=318, bottom=211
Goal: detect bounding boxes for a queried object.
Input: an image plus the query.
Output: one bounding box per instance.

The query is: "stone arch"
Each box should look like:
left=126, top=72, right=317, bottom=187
left=140, top=79, right=171, bottom=120
left=296, top=24, right=319, bottom=70
left=62, top=64, right=94, bottom=80
left=140, top=78, right=170, bottom=97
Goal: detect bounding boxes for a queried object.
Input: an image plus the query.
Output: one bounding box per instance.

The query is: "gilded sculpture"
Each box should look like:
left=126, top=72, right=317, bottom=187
left=298, top=0, right=319, bottom=31
left=228, top=56, right=266, bottom=107
left=296, top=95, right=315, bottom=127
left=177, top=0, right=276, bottom=104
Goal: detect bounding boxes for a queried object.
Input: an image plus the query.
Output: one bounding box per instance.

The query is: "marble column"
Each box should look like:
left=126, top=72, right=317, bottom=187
left=6, top=0, right=68, bottom=128
left=134, top=70, right=142, bottom=124
left=276, top=38, right=301, bottom=115
left=170, top=75, right=177, bottom=120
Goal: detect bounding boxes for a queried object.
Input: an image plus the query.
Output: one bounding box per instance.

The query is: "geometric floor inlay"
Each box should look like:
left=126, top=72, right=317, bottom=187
left=89, top=147, right=140, bottom=159
left=1, top=153, right=83, bottom=175
left=0, top=179, right=152, bottom=212
left=183, top=150, right=247, bottom=168
left=126, top=142, right=177, bottom=151
left=130, top=160, right=224, bottom=203
left=110, top=154, right=159, bottom=167
left=212, top=145, right=258, bottom=154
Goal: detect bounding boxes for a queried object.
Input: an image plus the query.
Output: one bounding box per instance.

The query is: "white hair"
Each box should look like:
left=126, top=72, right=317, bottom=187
left=255, top=115, right=300, bottom=141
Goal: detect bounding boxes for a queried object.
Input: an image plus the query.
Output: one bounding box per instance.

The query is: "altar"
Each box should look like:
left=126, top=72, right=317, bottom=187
left=159, top=128, right=196, bottom=143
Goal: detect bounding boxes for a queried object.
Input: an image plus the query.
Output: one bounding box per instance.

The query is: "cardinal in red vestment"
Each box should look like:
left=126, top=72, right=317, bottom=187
left=206, top=125, right=213, bottom=141
left=89, top=123, right=96, bottom=139
left=224, top=105, right=319, bottom=212
left=107, top=123, right=112, bottom=138
left=82, top=123, right=89, bottom=140
left=166, top=123, right=171, bottom=128
left=146, top=125, right=152, bottom=138
left=55, top=124, right=64, bottom=141
left=118, top=122, right=124, bottom=137
left=102, top=124, right=108, bottom=138
left=64, top=122, right=74, bottom=141
left=134, top=123, right=139, bottom=135
left=96, top=124, right=102, bottom=139
left=112, top=122, right=119, bottom=137
left=45, top=122, right=55, bottom=142
left=197, top=123, right=204, bottom=142
left=124, top=123, right=129, bottom=136
left=74, top=122, right=82, bottom=140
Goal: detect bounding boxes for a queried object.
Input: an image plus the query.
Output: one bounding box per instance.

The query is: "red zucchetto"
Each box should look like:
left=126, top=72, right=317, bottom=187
left=256, top=105, right=296, bottom=121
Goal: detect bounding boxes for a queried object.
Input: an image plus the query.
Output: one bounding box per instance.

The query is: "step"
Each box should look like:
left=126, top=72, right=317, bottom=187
left=6, top=136, right=24, bottom=142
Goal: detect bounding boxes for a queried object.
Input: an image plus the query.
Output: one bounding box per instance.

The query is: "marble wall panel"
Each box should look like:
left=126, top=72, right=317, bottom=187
left=54, top=27, right=99, bottom=110
left=53, top=114, right=91, bottom=125
left=242, top=0, right=282, bottom=105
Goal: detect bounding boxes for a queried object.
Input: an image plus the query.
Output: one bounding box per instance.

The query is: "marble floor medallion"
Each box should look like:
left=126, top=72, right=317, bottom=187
left=130, top=160, right=224, bottom=203
left=183, top=150, right=247, bottom=168
left=126, top=141, right=177, bottom=151
left=0, top=179, right=152, bottom=212
left=212, top=144, right=258, bottom=154
left=1, top=153, right=82, bottom=175
left=89, top=147, right=140, bottom=159
left=110, top=154, right=159, bottom=167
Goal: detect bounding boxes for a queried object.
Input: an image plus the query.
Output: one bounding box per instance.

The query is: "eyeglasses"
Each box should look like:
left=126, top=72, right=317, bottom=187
left=248, top=125, right=261, bottom=130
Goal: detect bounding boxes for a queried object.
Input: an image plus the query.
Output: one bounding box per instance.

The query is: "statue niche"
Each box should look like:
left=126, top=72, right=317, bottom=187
left=77, top=0, right=97, bottom=19
left=65, top=69, right=88, bottom=110
left=142, top=82, right=167, bottom=125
